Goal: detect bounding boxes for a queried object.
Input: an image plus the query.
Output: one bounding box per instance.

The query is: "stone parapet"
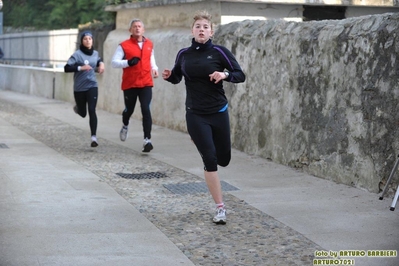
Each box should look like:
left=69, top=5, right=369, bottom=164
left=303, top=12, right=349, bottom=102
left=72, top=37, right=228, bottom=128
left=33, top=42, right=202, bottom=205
left=105, top=0, right=399, bottom=11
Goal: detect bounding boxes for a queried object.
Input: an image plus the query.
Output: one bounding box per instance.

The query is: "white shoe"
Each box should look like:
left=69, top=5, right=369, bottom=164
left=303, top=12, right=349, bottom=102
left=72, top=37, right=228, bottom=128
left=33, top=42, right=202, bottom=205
left=213, top=206, right=226, bottom=224
left=120, top=126, right=128, bottom=141
left=91, top=135, right=98, bottom=147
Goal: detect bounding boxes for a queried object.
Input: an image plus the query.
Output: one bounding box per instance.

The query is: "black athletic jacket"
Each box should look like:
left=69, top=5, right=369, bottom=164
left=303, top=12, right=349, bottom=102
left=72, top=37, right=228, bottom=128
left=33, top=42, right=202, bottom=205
left=166, top=38, right=245, bottom=114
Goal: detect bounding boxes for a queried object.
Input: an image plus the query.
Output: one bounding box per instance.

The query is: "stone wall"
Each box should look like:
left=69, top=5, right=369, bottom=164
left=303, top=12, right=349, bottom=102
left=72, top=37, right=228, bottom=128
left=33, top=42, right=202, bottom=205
left=214, top=14, right=399, bottom=193
left=2, top=12, right=399, bottom=194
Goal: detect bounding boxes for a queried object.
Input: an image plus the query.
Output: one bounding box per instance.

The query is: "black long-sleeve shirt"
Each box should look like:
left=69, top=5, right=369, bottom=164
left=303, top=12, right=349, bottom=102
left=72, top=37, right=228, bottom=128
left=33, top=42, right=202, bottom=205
left=166, top=38, right=245, bottom=114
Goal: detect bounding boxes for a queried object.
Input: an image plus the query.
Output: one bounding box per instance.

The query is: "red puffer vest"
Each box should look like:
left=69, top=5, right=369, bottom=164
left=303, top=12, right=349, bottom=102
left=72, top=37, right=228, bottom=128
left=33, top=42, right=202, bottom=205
left=120, top=36, right=153, bottom=90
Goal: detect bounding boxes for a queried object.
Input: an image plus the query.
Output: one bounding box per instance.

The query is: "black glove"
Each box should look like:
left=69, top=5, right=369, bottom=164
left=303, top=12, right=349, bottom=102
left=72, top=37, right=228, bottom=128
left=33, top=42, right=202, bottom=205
left=128, top=57, right=140, bottom=66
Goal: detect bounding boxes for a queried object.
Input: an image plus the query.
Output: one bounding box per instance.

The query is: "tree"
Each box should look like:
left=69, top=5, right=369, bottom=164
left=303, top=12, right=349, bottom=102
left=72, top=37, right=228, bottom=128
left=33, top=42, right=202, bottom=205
left=2, top=0, right=115, bottom=31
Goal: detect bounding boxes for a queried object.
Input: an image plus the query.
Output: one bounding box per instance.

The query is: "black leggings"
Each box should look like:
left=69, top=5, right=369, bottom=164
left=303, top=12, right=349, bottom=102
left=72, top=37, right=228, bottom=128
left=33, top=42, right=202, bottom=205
left=74, top=87, right=98, bottom=136
left=186, top=111, right=231, bottom=172
left=122, top=87, right=152, bottom=139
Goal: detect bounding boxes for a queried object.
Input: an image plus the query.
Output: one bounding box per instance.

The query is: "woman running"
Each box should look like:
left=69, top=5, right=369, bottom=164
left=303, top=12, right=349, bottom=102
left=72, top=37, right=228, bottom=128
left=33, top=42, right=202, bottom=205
left=162, top=10, right=246, bottom=224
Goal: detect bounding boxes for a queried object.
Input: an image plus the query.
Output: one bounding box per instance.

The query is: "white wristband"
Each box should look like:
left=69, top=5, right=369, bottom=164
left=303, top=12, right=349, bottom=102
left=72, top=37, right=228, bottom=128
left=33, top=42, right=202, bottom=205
left=77, top=66, right=81, bottom=71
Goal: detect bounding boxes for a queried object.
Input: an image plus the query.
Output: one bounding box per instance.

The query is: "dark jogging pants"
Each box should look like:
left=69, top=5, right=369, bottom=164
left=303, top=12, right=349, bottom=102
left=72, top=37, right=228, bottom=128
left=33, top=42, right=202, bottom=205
left=186, top=110, right=231, bottom=172
left=74, top=87, right=98, bottom=136
left=122, top=86, right=152, bottom=140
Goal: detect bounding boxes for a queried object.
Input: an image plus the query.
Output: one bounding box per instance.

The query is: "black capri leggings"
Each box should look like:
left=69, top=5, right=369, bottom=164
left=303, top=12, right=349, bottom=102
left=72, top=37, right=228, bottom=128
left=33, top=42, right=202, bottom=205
left=74, top=87, right=98, bottom=136
left=186, top=110, right=231, bottom=172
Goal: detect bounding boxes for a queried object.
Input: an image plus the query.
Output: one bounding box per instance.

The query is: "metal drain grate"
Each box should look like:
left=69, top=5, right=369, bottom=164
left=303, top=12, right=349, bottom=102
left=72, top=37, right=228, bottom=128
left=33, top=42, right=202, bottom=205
left=116, top=172, right=167, bottom=180
left=0, top=143, right=9, bottom=149
left=164, top=180, right=239, bottom=195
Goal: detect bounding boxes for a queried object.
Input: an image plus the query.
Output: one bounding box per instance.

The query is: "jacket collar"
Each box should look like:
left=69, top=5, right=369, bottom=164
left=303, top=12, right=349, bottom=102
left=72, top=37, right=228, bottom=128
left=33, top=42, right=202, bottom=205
left=130, top=35, right=146, bottom=44
left=190, top=38, right=212, bottom=51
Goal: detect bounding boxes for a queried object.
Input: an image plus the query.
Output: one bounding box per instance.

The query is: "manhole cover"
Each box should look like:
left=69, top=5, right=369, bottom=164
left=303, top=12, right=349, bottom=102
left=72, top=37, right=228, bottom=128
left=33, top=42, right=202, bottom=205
left=116, top=172, right=167, bottom=180
left=164, top=180, right=239, bottom=195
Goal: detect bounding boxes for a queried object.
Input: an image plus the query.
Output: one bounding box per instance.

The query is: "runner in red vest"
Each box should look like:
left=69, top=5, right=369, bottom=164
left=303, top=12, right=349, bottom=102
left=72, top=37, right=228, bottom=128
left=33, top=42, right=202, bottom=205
left=112, top=19, right=159, bottom=152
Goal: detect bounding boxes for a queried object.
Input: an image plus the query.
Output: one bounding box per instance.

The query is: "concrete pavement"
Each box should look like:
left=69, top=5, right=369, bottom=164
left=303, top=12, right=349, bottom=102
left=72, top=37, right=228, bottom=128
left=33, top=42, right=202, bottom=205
left=0, top=92, right=194, bottom=266
left=1, top=89, right=398, bottom=266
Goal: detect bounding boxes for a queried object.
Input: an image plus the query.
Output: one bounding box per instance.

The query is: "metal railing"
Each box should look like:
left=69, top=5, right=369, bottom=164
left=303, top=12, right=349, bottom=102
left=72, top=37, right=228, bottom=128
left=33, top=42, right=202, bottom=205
left=0, top=29, right=78, bottom=69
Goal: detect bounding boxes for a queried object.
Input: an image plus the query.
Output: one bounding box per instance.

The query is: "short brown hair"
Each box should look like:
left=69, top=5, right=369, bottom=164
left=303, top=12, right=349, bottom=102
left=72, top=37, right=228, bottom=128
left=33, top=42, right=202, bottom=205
left=192, top=10, right=213, bottom=29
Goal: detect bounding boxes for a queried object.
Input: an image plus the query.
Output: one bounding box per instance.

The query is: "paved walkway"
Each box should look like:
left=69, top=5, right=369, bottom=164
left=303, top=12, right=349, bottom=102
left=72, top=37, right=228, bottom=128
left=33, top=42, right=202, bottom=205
left=1, top=90, right=398, bottom=266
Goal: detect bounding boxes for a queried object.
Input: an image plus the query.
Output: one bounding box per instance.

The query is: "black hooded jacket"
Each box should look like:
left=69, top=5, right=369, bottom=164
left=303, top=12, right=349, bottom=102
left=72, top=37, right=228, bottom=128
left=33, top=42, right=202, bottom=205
left=166, top=39, right=245, bottom=114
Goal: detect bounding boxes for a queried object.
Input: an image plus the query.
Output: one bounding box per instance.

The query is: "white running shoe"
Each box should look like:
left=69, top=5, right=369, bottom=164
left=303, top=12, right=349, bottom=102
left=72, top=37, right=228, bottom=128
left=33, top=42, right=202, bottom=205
left=91, top=135, right=98, bottom=147
left=120, top=126, right=128, bottom=141
left=213, top=206, right=227, bottom=224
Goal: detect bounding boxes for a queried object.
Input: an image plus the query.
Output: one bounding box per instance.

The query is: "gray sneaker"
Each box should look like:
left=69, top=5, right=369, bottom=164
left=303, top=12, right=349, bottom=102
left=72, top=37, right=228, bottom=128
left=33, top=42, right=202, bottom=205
left=120, top=126, right=128, bottom=141
left=213, top=207, right=226, bottom=224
